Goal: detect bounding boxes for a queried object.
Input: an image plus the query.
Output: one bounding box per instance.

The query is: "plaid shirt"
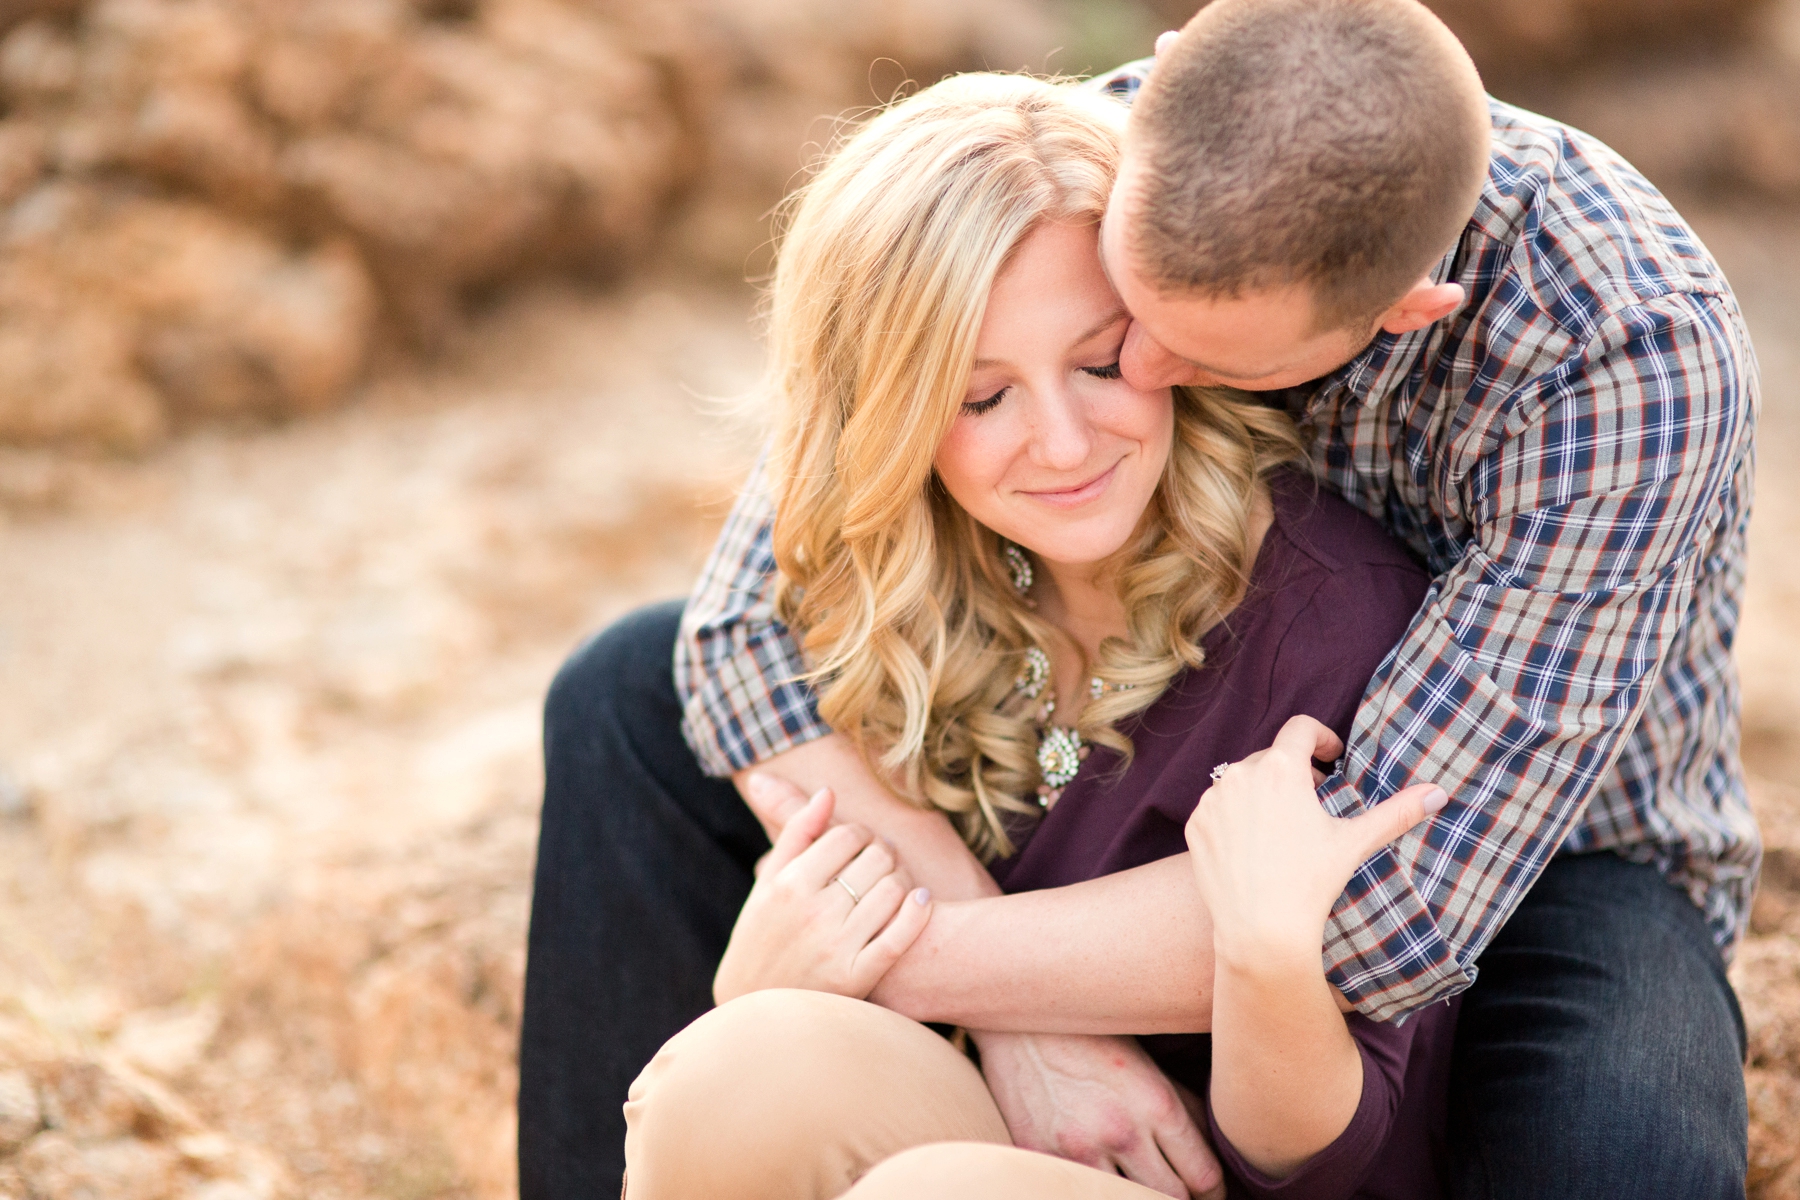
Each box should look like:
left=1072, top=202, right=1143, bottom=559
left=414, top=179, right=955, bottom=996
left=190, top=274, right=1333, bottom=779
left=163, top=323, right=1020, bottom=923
left=674, top=65, right=1761, bottom=1021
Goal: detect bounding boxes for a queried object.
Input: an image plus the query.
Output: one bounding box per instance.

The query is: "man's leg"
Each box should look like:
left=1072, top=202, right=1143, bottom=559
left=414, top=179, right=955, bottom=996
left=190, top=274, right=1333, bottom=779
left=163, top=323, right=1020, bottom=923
left=518, top=600, right=770, bottom=1200
left=1447, top=852, right=1748, bottom=1200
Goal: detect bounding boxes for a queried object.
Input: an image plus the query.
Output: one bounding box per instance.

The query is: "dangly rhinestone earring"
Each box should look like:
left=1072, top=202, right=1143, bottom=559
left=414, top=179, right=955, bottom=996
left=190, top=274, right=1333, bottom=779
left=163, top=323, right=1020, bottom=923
left=1002, top=542, right=1033, bottom=596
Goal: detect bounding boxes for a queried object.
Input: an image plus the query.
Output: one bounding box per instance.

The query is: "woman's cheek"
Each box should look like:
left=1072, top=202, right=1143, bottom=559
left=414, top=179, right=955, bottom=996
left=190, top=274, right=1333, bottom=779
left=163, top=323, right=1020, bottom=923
left=935, top=416, right=1010, bottom=505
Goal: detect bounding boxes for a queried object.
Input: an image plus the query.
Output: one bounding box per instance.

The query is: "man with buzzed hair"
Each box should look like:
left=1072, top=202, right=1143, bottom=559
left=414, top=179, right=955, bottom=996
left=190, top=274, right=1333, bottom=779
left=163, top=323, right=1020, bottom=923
left=518, top=1, right=1757, bottom=1196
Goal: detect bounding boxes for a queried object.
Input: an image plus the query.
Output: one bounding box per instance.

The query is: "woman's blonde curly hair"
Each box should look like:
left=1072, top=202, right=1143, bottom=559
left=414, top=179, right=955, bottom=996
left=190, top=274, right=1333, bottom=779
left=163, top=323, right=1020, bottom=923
left=766, top=73, right=1305, bottom=859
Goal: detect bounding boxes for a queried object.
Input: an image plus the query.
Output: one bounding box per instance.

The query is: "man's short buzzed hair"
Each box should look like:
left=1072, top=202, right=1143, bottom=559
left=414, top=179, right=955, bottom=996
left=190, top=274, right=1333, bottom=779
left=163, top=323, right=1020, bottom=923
left=1127, top=0, right=1491, bottom=331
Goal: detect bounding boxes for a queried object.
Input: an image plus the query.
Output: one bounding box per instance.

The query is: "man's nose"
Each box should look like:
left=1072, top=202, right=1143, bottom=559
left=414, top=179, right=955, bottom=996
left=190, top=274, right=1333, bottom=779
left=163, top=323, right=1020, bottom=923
left=1120, top=320, right=1203, bottom=391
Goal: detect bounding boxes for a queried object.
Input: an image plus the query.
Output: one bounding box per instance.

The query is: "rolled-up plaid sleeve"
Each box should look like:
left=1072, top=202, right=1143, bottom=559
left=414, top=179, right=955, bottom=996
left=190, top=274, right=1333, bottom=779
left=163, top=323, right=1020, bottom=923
left=1317, top=292, right=1757, bottom=1020
left=674, top=452, right=829, bottom=777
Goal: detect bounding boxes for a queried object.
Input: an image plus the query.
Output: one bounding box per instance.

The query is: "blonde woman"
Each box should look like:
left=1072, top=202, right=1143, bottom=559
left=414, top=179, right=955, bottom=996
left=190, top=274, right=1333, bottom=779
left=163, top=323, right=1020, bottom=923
left=618, top=73, right=1453, bottom=1200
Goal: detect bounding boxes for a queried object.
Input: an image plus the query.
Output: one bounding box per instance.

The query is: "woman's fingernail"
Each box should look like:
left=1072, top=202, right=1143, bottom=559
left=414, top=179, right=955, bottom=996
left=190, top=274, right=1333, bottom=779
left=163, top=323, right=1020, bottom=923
left=745, top=773, right=772, bottom=798
left=1422, top=787, right=1449, bottom=814
left=912, top=887, right=931, bottom=905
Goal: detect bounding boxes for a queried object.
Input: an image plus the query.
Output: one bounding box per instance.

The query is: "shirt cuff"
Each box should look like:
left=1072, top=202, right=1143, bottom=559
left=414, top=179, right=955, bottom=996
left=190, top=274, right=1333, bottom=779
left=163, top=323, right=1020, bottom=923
left=1205, top=1039, right=1388, bottom=1200
left=1316, top=777, right=1475, bottom=1021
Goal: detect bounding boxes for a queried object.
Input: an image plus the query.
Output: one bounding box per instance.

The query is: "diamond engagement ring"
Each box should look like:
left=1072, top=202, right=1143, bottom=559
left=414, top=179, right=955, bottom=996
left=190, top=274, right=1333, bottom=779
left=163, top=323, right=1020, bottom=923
left=833, top=875, right=861, bottom=904
left=1209, top=762, right=1232, bottom=784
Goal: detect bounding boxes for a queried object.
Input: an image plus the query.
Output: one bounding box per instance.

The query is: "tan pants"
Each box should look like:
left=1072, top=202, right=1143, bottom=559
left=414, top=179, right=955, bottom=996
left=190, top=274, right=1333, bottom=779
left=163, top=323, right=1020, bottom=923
left=623, top=989, right=1166, bottom=1200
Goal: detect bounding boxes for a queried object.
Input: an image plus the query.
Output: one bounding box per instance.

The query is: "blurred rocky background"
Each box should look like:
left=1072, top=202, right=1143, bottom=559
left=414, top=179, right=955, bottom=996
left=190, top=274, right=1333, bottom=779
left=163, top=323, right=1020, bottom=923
left=1, top=1, right=1799, bottom=1198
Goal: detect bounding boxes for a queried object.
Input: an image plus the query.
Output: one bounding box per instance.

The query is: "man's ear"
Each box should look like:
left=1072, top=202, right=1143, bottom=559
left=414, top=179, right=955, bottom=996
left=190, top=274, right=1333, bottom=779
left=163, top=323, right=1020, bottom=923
left=1377, top=280, right=1466, bottom=335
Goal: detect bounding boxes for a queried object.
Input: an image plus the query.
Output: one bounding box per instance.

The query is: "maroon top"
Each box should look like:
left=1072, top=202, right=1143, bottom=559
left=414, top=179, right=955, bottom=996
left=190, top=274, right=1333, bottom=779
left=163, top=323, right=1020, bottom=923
left=987, top=470, right=1457, bottom=1200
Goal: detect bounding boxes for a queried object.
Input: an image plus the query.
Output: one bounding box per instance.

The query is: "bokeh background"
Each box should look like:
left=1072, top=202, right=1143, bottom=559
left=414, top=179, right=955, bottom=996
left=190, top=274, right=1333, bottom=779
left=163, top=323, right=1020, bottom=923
left=0, top=1, right=1798, bottom=1197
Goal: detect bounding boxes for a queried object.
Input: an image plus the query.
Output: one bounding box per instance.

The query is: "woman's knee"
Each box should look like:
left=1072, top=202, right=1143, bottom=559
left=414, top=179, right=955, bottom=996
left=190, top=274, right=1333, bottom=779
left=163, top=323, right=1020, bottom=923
left=624, top=990, right=1007, bottom=1200
left=845, top=1143, right=1168, bottom=1200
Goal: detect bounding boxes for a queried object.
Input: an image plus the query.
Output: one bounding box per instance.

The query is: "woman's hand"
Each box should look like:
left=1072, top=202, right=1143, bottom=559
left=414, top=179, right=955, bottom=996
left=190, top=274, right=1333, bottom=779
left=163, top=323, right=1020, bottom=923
left=1185, top=715, right=1447, bottom=964
left=714, top=787, right=934, bottom=1004
left=1188, top=716, right=1448, bottom=1177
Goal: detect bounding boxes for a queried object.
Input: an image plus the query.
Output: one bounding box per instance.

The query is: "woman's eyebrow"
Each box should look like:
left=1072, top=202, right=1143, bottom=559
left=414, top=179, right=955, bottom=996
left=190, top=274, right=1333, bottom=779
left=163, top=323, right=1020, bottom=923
left=971, top=308, right=1130, bottom=370
left=1074, top=307, right=1129, bottom=346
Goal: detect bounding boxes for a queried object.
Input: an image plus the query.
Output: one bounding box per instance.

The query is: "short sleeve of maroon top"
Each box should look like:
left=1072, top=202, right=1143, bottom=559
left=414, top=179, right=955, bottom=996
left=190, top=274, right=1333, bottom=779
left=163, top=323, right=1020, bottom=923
left=987, top=469, right=1458, bottom=1200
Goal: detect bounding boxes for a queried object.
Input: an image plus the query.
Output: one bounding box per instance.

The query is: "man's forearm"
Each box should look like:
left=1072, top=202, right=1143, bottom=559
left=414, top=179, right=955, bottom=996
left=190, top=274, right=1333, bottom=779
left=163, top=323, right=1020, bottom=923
left=738, top=734, right=1221, bottom=1032
left=733, top=732, right=1000, bottom=902
left=874, top=855, right=1217, bottom=1034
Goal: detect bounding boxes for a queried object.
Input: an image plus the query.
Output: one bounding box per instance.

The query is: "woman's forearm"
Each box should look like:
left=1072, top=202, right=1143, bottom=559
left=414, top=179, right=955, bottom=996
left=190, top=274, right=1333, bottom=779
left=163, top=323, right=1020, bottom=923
left=870, top=855, right=1217, bottom=1032
left=1208, top=945, right=1363, bottom=1178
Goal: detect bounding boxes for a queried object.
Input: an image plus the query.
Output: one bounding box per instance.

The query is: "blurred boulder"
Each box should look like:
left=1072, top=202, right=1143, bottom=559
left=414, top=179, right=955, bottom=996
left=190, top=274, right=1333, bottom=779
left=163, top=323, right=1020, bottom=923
left=0, top=1052, right=291, bottom=1200
left=641, top=0, right=1054, bottom=274
left=0, top=0, right=1049, bottom=452
left=1139, top=0, right=1779, bottom=82
left=1750, top=1066, right=1800, bottom=1197
left=1424, top=0, right=1775, bottom=82
left=1514, top=54, right=1800, bottom=204
left=215, top=800, right=535, bottom=1200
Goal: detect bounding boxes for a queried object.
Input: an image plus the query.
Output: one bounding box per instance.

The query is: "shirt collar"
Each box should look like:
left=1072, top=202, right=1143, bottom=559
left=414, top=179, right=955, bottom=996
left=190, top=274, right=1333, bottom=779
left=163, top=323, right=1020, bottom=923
left=1297, top=241, right=1461, bottom=414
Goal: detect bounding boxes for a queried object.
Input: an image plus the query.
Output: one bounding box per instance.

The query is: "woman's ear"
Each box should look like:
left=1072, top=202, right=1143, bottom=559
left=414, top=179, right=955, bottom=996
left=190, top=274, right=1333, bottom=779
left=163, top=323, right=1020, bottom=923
left=1377, top=280, right=1466, bottom=335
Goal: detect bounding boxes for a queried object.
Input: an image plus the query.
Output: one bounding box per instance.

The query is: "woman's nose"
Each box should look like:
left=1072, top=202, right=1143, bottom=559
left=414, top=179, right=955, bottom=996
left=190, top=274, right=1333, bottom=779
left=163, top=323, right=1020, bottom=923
left=1028, top=387, right=1094, bottom=471
left=1120, top=319, right=1203, bottom=391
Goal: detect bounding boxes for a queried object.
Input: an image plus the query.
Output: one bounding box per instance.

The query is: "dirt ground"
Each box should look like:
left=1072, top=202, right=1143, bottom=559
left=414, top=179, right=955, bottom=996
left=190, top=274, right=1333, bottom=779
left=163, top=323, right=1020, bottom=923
left=1, top=201, right=1799, bottom=1197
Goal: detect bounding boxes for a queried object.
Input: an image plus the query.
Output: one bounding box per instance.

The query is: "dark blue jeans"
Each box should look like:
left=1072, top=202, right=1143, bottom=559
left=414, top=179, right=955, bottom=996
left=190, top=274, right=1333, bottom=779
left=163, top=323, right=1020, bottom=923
left=517, top=601, right=1749, bottom=1199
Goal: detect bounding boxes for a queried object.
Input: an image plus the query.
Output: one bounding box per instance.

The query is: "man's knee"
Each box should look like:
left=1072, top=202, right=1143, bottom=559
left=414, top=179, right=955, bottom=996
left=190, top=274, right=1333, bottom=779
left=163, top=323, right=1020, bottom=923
left=1450, top=854, right=1748, bottom=1197
left=544, top=599, right=687, bottom=755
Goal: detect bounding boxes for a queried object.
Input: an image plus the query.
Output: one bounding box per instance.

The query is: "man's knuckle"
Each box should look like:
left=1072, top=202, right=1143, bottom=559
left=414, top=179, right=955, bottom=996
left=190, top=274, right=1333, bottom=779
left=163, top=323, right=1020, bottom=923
left=1146, top=1088, right=1182, bottom=1123
left=1097, top=1114, right=1139, bottom=1154
left=1055, top=1130, right=1097, bottom=1162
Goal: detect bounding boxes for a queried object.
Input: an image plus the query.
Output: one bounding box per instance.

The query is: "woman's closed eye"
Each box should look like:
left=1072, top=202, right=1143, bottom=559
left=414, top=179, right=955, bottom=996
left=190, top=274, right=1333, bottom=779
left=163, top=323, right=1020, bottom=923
left=962, top=387, right=1007, bottom=416
left=960, top=361, right=1122, bottom=416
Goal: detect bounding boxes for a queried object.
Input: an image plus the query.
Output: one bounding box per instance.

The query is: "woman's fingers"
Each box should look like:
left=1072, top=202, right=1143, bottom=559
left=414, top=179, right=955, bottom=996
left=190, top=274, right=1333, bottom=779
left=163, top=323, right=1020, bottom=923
left=832, top=838, right=896, bottom=904
left=1342, top=783, right=1449, bottom=865
left=850, top=886, right=932, bottom=992
left=1269, top=714, right=1345, bottom=768
left=783, top=820, right=876, bottom=891
left=841, top=872, right=906, bottom=942
left=757, top=787, right=834, bottom=877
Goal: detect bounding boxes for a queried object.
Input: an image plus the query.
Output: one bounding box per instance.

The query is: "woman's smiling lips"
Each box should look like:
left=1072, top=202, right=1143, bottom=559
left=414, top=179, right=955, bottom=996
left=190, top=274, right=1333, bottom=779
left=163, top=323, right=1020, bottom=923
left=1019, top=461, right=1121, bottom=509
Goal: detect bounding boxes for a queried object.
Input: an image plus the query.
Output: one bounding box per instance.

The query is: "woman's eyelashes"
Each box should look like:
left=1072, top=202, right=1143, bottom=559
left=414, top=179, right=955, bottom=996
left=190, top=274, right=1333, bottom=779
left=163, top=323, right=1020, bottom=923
left=961, top=361, right=1123, bottom=416
left=962, top=387, right=1006, bottom=416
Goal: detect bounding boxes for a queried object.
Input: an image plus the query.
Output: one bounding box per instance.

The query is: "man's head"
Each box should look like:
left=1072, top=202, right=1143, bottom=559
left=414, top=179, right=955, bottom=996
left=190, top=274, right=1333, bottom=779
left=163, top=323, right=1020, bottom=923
left=1100, top=0, right=1490, bottom=391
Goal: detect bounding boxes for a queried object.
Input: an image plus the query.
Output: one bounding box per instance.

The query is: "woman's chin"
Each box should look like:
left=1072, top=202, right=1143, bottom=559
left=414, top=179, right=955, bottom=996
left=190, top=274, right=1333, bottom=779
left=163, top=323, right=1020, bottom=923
left=1012, top=524, right=1138, bottom=569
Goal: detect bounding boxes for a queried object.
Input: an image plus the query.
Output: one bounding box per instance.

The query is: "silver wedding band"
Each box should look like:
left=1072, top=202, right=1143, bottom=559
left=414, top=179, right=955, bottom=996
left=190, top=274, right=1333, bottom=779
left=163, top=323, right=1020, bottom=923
left=833, top=875, right=861, bottom=904
left=1210, top=761, right=1232, bottom=783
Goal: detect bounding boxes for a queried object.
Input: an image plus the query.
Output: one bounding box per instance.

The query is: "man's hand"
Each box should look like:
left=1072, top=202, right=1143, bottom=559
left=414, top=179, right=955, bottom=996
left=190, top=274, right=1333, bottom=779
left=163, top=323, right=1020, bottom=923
left=743, top=770, right=817, bottom=849
left=973, top=1030, right=1225, bottom=1200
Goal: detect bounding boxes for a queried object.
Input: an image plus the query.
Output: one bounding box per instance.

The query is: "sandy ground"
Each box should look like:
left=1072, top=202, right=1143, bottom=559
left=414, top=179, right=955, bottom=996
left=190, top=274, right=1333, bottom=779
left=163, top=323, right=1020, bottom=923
left=0, top=204, right=1798, bottom=1198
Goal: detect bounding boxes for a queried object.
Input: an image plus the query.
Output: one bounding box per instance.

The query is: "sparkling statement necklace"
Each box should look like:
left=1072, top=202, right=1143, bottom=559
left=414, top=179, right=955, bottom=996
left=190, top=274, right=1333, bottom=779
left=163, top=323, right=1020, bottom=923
left=1013, top=646, right=1131, bottom=808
